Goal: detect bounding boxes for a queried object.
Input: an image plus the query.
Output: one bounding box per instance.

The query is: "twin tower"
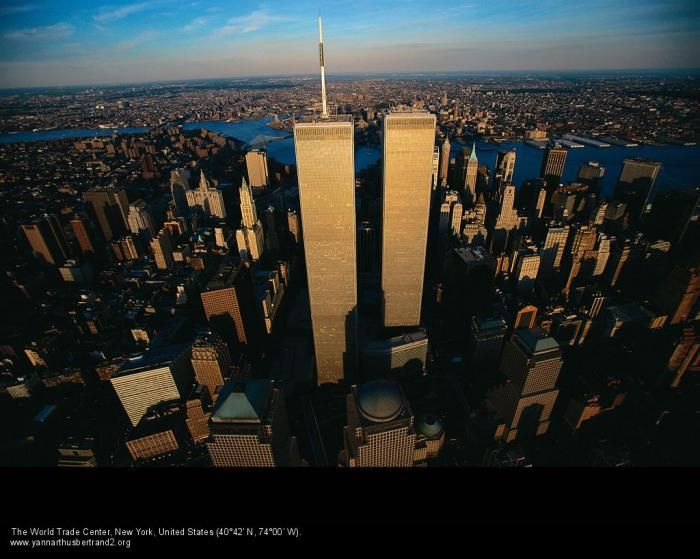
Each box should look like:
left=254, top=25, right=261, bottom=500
left=294, top=20, right=436, bottom=384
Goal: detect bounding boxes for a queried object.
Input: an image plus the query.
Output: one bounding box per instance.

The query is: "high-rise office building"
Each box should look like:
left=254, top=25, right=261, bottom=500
left=514, top=305, right=538, bottom=330
left=127, top=199, right=155, bottom=239
left=70, top=215, right=95, bottom=254
left=495, top=149, right=516, bottom=187
left=488, top=329, right=562, bottom=442
left=293, top=17, right=356, bottom=384
left=656, top=266, right=700, bottom=325
left=84, top=186, right=130, bottom=241
left=235, top=177, right=265, bottom=261
left=616, top=158, right=662, bottom=217
left=382, top=110, right=436, bottom=328
left=338, top=379, right=419, bottom=467
left=170, top=168, right=191, bottom=215
left=514, top=251, right=540, bottom=295
left=438, top=137, right=451, bottom=185
left=186, top=170, right=227, bottom=219
left=21, top=215, right=71, bottom=266
left=431, top=146, right=440, bottom=189
left=201, top=257, right=263, bottom=349
left=110, top=344, right=194, bottom=427
left=540, top=225, right=569, bottom=277
left=578, top=161, right=606, bottom=193
left=191, top=331, right=231, bottom=397
left=287, top=209, right=303, bottom=246
left=206, top=379, right=300, bottom=467
left=245, top=149, right=270, bottom=192
left=469, top=312, right=508, bottom=370
left=150, top=227, right=174, bottom=270
left=360, top=330, right=428, bottom=377
left=605, top=237, right=643, bottom=288
left=440, top=190, right=463, bottom=238
left=540, top=144, right=567, bottom=181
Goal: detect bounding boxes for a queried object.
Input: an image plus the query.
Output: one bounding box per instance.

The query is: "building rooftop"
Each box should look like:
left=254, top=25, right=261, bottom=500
left=112, top=343, right=190, bottom=378
left=356, top=379, right=406, bottom=423
left=416, top=414, right=444, bottom=440
left=210, top=379, right=270, bottom=424
left=516, top=328, right=560, bottom=354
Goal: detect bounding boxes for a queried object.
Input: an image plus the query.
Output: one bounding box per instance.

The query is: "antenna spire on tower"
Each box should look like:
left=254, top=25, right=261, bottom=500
left=318, top=16, right=328, bottom=120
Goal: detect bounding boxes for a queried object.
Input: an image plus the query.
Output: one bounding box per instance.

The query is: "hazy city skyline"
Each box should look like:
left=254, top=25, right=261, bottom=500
left=1, top=0, right=699, bottom=88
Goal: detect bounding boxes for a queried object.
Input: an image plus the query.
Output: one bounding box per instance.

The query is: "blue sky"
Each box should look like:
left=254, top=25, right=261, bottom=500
left=0, top=0, right=698, bottom=87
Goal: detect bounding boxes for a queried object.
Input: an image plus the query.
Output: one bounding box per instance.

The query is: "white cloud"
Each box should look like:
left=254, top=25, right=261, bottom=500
left=183, top=17, right=208, bottom=32
left=214, top=9, right=293, bottom=37
left=94, top=2, right=158, bottom=24
left=4, top=22, right=75, bottom=41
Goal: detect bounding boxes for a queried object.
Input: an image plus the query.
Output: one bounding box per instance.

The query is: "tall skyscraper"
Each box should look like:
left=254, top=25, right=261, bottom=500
left=464, top=142, right=479, bottom=205
left=540, top=225, right=570, bottom=277
left=110, top=344, right=194, bottom=427
left=21, top=215, right=71, bottom=266
left=70, top=215, right=95, bottom=254
left=540, top=144, right=567, bottom=181
left=245, top=149, right=270, bottom=192
left=382, top=110, right=436, bottom=328
left=170, top=168, right=191, bottom=215
left=293, top=17, right=357, bottom=384
left=578, top=161, right=605, bottom=193
left=616, top=158, right=662, bottom=218
left=495, top=149, right=516, bottom=187
left=127, top=199, right=155, bottom=240
left=338, top=379, right=419, bottom=467
left=84, top=186, right=130, bottom=241
left=150, top=227, right=174, bottom=270
left=488, top=329, right=563, bottom=442
left=656, top=266, right=700, bottom=325
left=206, top=379, right=300, bottom=467
left=191, top=331, right=231, bottom=398
left=201, top=257, right=263, bottom=349
left=431, top=146, right=440, bottom=189
left=438, top=137, right=451, bottom=185
left=440, top=190, right=463, bottom=238
left=469, top=312, right=508, bottom=370
left=287, top=209, right=303, bottom=246
left=234, top=177, right=265, bottom=261
left=186, top=170, right=226, bottom=219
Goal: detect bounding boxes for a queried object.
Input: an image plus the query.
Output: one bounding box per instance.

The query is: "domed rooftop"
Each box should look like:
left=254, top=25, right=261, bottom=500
left=357, top=379, right=405, bottom=423
left=416, top=414, right=444, bottom=440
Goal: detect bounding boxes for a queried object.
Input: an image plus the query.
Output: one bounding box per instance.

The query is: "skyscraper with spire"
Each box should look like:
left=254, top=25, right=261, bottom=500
left=464, top=142, right=479, bottom=206
left=235, top=177, right=265, bottom=261
left=293, top=17, right=357, bottom=384
left=186, top=170, right=226, bottom=219
left=438, top=137, right=451, bottom=185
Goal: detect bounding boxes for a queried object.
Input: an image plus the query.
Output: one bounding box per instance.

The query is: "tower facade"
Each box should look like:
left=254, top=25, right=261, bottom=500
left=235, top=178, right=265, bottom=261
left=191, top=331, right=231, bottom=397
left=382, top=111, right=436, bottom=328
left=207, top=379, right=300, bottom=467
left=339, top=379, right=418, bottom=467
left=245, top=149, right=270, bottom=191
left=488, top=329, right=562, bottom=442
left=21, top=215, right=70, bottom=266
left=438, top=137, right=451, bottom=184
left=186, top=170, right=226, bottom=219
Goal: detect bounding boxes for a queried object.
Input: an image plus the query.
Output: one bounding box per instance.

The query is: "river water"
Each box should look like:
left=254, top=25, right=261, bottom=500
left=1, top=118, right=698, bottom=195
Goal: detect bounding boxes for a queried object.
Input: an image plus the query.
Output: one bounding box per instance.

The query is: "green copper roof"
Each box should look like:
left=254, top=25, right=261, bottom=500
left=517, top=328, right=560, bottom=354
left=211, top=379, right=269, bottom=423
